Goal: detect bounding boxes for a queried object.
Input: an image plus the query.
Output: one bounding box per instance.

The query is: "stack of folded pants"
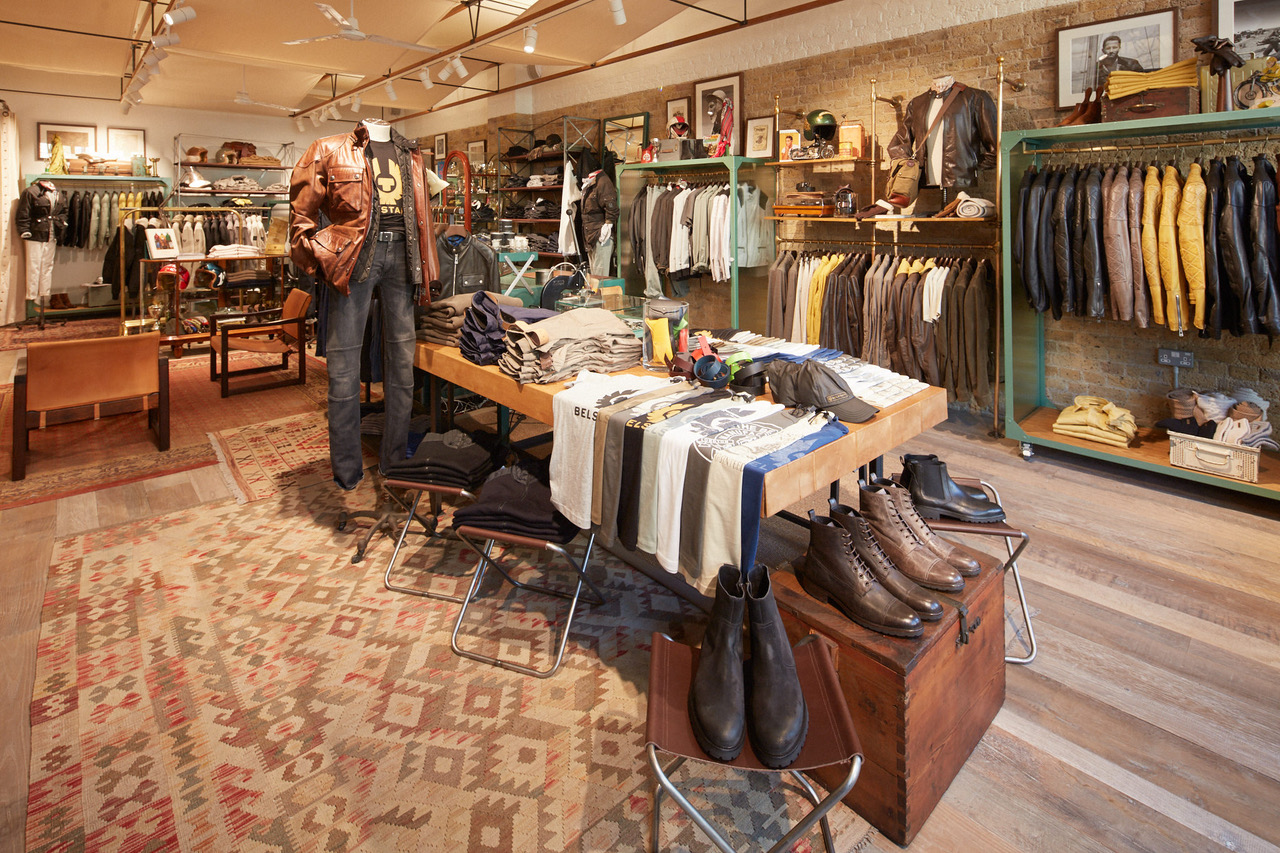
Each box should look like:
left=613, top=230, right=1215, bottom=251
left=1052, top=395, right=1138, bottom=447
left=418, top=292, right=472, bottom=346
left=383, top=429, right=496, bottom=489
left=527, top=233, right=559, bottom=253
left=499, top=307, right=643, bottom=383
left=459, top=291, right=525, bottom=365
left=452, top=461, right=580, bottom=543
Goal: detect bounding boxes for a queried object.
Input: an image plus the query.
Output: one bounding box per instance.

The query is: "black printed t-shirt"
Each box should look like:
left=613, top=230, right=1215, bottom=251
left=367, top=139, right=405, bottom=234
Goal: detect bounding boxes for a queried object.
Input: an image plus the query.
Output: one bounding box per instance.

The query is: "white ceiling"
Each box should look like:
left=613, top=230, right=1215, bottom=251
left=2, top=0, right=829, bottom=122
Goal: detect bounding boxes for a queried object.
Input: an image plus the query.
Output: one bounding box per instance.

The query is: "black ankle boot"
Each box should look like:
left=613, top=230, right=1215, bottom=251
left=744, top=565, right=807, bottom=768
left=689, top=564, right=746, bottom=761
left=905, top=457, right=1005, bottom=524
left=900, top=454, right=987, bottom=502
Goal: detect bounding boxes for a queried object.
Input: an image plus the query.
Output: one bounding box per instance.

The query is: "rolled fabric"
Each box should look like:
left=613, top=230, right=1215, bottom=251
left=1230, top=386, right=1270, bottom=417
left=956, top=196, right=995, bottom=219
left=1194, top=390, right=1237, bottom=424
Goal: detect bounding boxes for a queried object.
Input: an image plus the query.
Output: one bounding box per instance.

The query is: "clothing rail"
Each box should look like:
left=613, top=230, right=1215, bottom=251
left=777, top=237, right=998, bottom=251
left=644, top=171, right=743, bottom=183
left=1019, top=132, right=1280, bottom=157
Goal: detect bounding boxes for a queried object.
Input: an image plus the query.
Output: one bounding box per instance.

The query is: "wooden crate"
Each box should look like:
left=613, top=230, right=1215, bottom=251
left=1102, top=86, right=1198, bottom=122
left=772, top=554, right=1006, bottom=846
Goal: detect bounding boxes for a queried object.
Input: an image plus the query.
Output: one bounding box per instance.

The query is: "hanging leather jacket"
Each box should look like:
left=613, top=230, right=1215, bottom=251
left=1021, top=168, right=1048, bottom=311
left=1202, top=159, right=1228, bottom=339
left=1177, top=162, right=1208, bottom=331
left=1141, top=166, right=1165, bottom=326
left=1219, top=156, right=1258, bottom=335
left=1104, top=165, right=1134, bottom=321
left=1052, top=164, right=1078, bottom=319
left=1127, top=167, right=1150, bottom=328
left=1071, top=167, right=1090, bottom=315
left=1039, top=168, right=1063, bottom=319
left=1249, top=154, right=1280, bottom=337
left=1013, top=167, right=1035, bottom=274
left=1082, top=167, right=1107, bottom=319
left=1158, top=165, right=1189, bottom=333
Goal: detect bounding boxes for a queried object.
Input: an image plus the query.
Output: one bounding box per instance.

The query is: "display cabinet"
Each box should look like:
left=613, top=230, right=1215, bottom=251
left=172, top=133, right=295, bottom=208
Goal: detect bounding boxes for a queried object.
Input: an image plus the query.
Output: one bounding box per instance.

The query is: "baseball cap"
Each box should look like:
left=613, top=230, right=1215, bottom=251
left=768, top=360, right=878, bottom=423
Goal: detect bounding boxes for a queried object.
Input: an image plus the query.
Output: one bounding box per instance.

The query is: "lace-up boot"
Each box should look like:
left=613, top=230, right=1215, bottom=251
left=860, top=483, right=965, bottom=593
left=873, top=478, right=985, bottom=577
left=827, top=502, right=944, bottom=620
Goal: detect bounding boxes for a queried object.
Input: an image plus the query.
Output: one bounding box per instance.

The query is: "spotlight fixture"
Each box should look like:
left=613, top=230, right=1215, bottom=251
left=352, top=93, right=362, bottom=111
left=132, top=67, right=152, bottom=85
left=124, top=91, right=143, bottom=105
left=295, top=117, right=306, bottom=132
left=438, top=62, right=453, bottom=82
left=418, top=68, right=434, bottom=91
left=151, top=32, right=180, bottom=48
left=122, top=101, right=132, bottom=115
left=162, top=6, right=197, bottom=26
left=327, top=105, right=341, bottom=120
left=451, top=56, right=468, bottom=79
left=310, top=113, right=321, bottom=127
left=142, top=47, right=167, bottom=67
left=610, top=0, right=625, bottom=25
left=385, top=79, right=398, bottom=101
left=523, top=25, right=537, bottom=54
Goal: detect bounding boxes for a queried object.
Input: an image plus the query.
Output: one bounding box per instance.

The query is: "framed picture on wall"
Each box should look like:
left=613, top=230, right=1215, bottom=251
left=434, top=133, right=448, bottom=159
left=1218, top=0, right=1280, bottom=59
left=693, top=74, right=743, bottom=156
left=665, top=97, right=690, bottom=134
left=466, top=140, right=486, bottom=163
left=744, top=115, right=775, bottom=159
left=37, top=122, right=96, bottom=159
left=107, top=127, right=146, bottom=158
left=1056, top=11, right=1176, bottom=108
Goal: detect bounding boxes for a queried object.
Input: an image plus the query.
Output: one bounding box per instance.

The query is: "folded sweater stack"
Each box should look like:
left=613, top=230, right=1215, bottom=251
left=383, top=429, right=497, bottom=489
left=498, top=307, right=642, bottom=384
left=417, top=292, right=474, bottom=346
left=1052, top=395, right=1138, bottom=448
left=452, top=462, right=580, bottom=543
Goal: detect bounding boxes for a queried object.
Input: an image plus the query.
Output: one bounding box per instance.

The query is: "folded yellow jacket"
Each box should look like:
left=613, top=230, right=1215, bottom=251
left=1053, top=395, right=1138, bottom=446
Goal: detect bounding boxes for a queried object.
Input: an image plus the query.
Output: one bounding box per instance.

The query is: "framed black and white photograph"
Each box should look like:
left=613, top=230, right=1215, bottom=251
left=144, top=227, right=179, bottom=260
left=1056, top=11, right=1176, bottom=108
left=467, top=139, right=485, bottom=163
left=37, top=122, right=96, bottom=159
left=665, top=97, right=689, bottom=132
left=1218, top=0, right=1280, bottom=60
left=107, top=127, right=146, bottom=159
left=693, top=74, right=742, bottom=156
left=434, top=133, right=448, bottom=160
left=744, top=115, right=775, bottom=159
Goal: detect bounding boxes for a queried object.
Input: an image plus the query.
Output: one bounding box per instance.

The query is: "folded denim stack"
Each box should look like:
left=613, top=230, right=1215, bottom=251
left=417, top=292, right=473, bottom=346
left=526, top=233, right=559, bottom=253
left=1052, top=395, right=1138, bottom=447
left=452, top=461, right=580, bottom=543
left=459, top=291, right=537, bottom=365
left=498, top=307, right=643, bottom=383
left=384, top=429, right=497, bottom=489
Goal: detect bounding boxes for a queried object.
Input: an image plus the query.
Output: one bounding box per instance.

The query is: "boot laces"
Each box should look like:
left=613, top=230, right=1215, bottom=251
left=840, top=531, right=876, bottom=584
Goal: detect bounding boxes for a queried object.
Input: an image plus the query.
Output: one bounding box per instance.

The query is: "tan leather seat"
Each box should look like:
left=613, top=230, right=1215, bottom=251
left=208, top=288, right=312, bottom=397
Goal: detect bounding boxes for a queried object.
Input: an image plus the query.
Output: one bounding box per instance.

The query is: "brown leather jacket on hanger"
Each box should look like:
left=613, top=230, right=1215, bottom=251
left=1127, top=166, right=1150, bottom=328
left=1103, top=164, right=1134, bottom=321
left=886, top=83, right=998, bottom=188
left=290, top=123, right=440, bottom=304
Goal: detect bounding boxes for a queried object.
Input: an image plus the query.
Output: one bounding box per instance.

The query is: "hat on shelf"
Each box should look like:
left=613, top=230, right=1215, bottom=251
left=185, top=146, right=208, bottom=162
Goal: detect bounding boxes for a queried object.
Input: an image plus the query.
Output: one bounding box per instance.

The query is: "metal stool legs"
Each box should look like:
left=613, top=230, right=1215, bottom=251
left=383, top=485, right=477, bottom=603
left=450, top=530, right=605, bottom=678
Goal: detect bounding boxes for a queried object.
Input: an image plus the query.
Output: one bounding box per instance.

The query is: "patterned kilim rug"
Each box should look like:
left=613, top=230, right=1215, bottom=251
left=0, top=352, right=327, bottom=510
left=0, top=315, right=122, bottom=352
left=211, top=410, right=351, bottom=503
left=25, top=476, right=876, bottom=851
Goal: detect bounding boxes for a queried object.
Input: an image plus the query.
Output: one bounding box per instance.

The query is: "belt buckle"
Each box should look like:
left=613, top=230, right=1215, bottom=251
left=377, top=231, right=395, bottom=242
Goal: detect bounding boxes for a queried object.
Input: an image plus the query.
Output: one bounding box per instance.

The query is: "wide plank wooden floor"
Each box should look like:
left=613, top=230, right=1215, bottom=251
left=1, top=405, right=1278, bottom=852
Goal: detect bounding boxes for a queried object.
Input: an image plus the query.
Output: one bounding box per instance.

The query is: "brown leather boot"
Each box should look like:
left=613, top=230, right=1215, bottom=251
left=827, top=502, right=943, bottom=621
left=872, top=479, right=984, bottom=577
left=798, top=512, right=922, bottom=638
left=859, top=483, right=964, bottom=593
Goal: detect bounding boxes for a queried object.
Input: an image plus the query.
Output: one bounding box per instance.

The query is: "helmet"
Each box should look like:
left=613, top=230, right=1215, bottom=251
left=803, top=109, right=838, bottom=142
left=157, top=262, right=190, bottom=291
left=195, top=261, right=225, bottom=290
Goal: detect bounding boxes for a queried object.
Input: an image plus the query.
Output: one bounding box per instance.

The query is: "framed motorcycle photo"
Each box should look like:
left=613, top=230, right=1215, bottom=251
left=1217, top=0, right=1280, bottom=59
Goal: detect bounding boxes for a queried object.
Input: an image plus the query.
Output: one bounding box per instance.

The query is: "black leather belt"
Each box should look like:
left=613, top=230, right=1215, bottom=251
left=729, top=359, right=768, bottom=396
left=376, top=231, right=405, bottom=242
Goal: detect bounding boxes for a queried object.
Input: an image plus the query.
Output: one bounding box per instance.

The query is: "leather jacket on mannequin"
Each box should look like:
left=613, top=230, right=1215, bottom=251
left=1082, top=166, right=1106, bottom=319
left=1039, top=168, right=1063, bottom=319
left=290, top=123, right=440, bottom=304
left=1219, top=156, right=1258, bottom=335
left=16, top=180, right=68, bottom=243
left=1021, top=167, right=1047, bottom=311
left=1104, top=165, right=1134, bottom=321
left=886, top=82, right=998, bottom=188
left=1158, top=165, right=1189, bottom=333
left=1202, top=158, right=1229, bottom=338
left=1177, top=162, right=1208, bottom=330
left=1052, top=165, right=1079, bottom=319
left=1127, top=167, right=1150, bottom=328
left=1249, top=154, right=1280, bottom=337
left=1141, top=165, right=1165, bottom=326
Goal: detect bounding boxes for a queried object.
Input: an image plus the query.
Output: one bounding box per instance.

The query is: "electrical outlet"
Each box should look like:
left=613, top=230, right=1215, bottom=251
left=1157, top=348, right=1194, bottom=369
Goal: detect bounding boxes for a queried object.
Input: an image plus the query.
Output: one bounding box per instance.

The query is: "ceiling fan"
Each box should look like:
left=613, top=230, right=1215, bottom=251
left=230, top=67, right=295, bottom=112
left=284, top=1, right=438, bottom=53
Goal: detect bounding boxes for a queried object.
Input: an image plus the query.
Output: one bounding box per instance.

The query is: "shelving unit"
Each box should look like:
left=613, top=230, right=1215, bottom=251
left=1000, top=105, right=1280, bottom=500
left=172, top=134, right=294, bottom=209
left=614, top=155, right=774, bottom=328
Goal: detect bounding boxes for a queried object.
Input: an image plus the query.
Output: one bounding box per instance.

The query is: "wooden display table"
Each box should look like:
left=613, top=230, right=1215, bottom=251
left=772, top=561, right=1007, bottom=847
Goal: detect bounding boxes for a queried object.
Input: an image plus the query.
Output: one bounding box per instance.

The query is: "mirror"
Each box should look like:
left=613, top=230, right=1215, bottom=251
left=602, top=112, right=650, bottom=164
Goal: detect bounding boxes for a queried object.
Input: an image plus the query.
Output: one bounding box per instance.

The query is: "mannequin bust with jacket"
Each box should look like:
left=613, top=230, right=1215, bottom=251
left=887, top=75, right=998, bottom=189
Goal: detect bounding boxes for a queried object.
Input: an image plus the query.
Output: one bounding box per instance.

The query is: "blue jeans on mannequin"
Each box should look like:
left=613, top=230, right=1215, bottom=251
left=324, top=239, right=417, bottom=490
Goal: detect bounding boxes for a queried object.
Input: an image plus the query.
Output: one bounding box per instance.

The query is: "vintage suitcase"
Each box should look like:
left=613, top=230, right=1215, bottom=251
left=656, top=138, right=705, bottom=162
left=772, top=552, right=1007, bottom=846
left=1102, top=86, right=1199, bottom=122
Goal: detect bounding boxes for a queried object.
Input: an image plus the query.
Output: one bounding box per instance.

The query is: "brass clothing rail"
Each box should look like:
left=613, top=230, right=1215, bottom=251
left=1021, top=132, right=1280, bottom=157
left=777, top=237, right=998, bottom=250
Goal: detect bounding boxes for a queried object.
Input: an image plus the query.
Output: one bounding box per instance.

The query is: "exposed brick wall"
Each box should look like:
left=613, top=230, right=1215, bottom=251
left=409, top=0, right=1280, bottom=429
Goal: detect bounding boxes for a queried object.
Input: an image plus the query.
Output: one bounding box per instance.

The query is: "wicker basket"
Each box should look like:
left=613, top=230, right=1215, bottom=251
left=1168, top=433, right=1260, bottom=483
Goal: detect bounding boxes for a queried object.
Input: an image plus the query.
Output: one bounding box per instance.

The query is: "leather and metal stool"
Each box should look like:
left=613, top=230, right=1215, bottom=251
left=922, top=477, right=1035, bottom=665
left=382, top=479, right=478, bottom=603
left=645, top=632, right=863, bottom=853
left=450, top=526, right=604, bottom=678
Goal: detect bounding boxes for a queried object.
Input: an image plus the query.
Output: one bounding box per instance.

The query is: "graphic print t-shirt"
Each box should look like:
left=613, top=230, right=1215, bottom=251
left=367, top=139, right=405, bottom=234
